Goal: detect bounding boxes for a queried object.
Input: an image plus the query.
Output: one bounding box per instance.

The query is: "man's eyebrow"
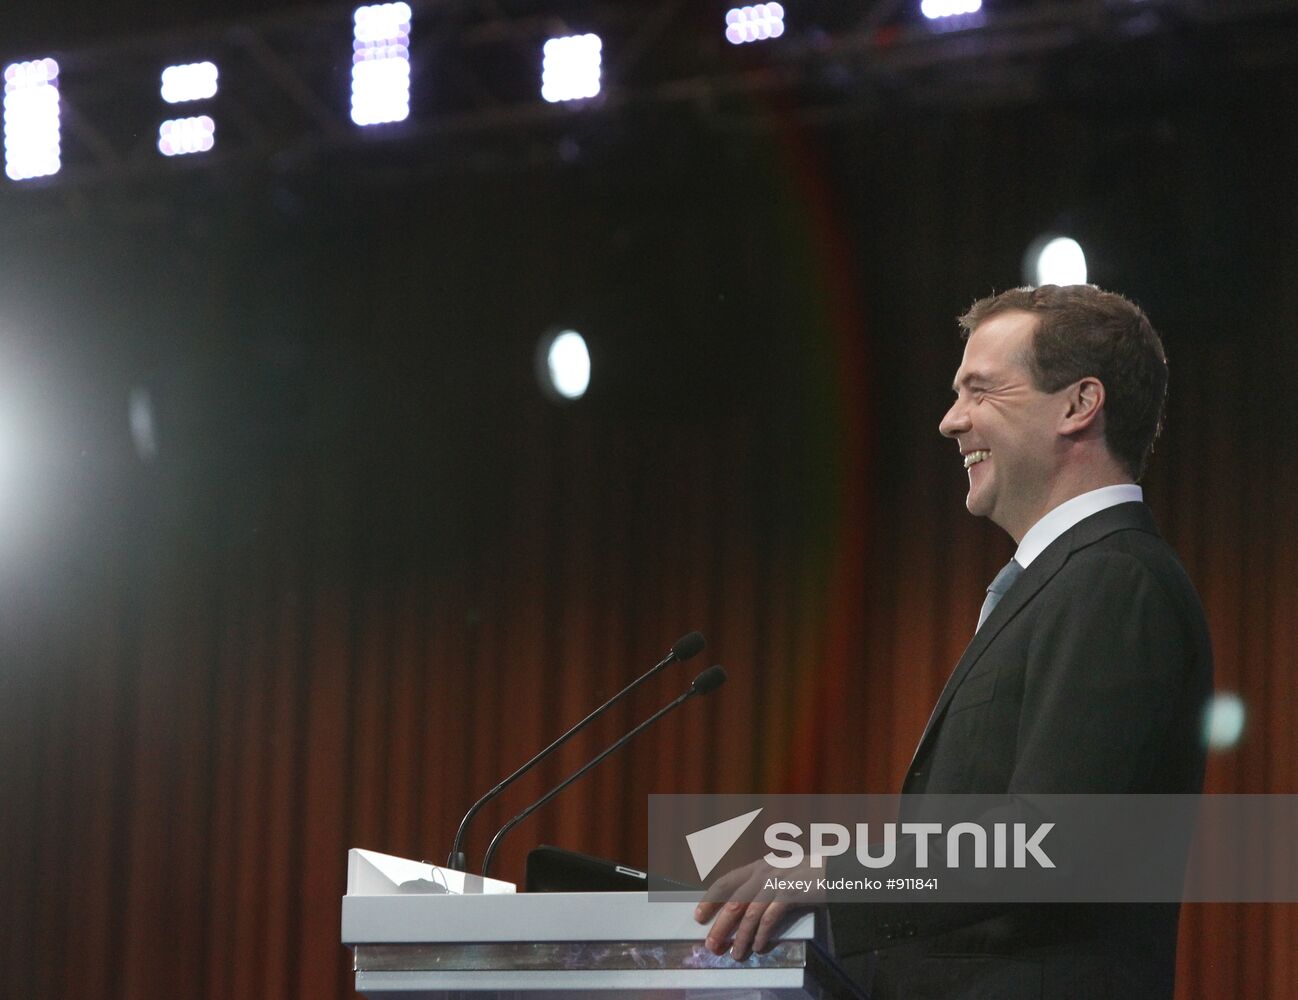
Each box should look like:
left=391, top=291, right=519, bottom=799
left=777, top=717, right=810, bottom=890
left=952, top=370, right=994, bottom=393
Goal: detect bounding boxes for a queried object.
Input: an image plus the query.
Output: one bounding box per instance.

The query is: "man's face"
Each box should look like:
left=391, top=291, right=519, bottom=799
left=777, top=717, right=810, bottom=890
left=939, top=310, right=1067, bottom=541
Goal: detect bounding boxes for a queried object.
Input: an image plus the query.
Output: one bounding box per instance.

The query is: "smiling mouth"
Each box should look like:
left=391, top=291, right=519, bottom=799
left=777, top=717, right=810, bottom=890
left=963, top=450, right=990, bottom=469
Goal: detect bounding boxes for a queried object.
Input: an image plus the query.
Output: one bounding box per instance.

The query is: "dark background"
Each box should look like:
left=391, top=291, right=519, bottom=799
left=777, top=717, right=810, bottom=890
left=1, top=2, right=1295, bottom=998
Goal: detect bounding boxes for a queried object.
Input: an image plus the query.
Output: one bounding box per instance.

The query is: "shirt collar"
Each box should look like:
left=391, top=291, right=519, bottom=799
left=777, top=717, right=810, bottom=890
left=1014, top=484, right=1144, bottom=569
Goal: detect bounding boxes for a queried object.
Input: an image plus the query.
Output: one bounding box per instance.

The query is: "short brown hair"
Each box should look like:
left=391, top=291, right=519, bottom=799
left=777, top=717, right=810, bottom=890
left=958, top=285, right=1168, bottom=481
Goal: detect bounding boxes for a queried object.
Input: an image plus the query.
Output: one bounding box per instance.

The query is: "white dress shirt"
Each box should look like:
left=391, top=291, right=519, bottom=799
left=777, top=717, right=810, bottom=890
left=1014, top=484, right=1144, bottom=570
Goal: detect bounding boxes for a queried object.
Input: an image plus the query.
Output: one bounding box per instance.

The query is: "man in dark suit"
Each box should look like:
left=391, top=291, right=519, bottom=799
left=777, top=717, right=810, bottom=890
left=695, top=285, right=1213, bottom=998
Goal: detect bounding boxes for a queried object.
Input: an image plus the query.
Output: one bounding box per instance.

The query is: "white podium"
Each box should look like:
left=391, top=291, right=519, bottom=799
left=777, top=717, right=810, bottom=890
left=342, top=849, right=864, bottom=999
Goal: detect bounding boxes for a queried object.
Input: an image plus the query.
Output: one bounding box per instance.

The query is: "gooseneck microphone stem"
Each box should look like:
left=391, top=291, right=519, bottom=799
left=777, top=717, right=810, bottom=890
left=447, top=631, right=705, bottom=871
left=480, top=665, right=727, bottom=880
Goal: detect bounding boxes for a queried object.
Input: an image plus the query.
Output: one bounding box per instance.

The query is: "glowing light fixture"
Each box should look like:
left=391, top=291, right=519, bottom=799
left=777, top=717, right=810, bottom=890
left=725, top=5, right=786, bottom=45
left=158, top=115, right=215, bottom=156
left=537, top=329, right=591, bottom=401
left=129, top=386, right=159, bottom=463
left=541, top=34, right=602, bottom=104
left=161, top=62, right=219, bottom=103
left=921, top=0, right=982, bottom=18
left=3, top=58, right=61, bottom=181
left=351, top=2, right=412, bottom=126
left=1025, top=234, right=1088, bottom=286
left=1203, top=692, right=1246, bottom=751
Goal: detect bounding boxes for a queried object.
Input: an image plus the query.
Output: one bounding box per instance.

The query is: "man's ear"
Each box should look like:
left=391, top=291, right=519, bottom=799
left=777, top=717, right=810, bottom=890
left=1059, top=377, right=1105, bottom=435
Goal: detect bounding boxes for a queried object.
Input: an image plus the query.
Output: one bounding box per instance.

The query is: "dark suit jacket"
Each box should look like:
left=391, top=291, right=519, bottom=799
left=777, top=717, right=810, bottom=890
left=828, top=502, right=1214, bottom=999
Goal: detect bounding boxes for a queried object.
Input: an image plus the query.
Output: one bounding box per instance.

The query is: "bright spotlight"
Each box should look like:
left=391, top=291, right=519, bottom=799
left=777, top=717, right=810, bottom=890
left=158, top=115, right=215, bottom=156
left=921, top=0, right=982, bottom=18
left=1203, top=692, right=1246, bottom=751
left=3, top=58, right=61, bottom=181
left=1025, top=234, right=1088, bottom=286
left=541, top=34, right=602, bottom=103
left=161, top=62, right=219, bottom=103
left=538, top=329, right=591, bottom=401
left=351, top=2, right=412, bottom=126
left=725, top=4, right=786, bottom=45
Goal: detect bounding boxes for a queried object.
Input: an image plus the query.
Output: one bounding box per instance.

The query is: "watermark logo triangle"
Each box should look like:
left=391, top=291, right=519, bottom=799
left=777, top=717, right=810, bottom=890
left=685, top=807, right=763, bottom=881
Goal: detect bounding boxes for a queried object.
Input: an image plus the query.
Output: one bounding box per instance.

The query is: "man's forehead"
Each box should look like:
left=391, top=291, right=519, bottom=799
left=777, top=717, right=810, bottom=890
left=952, top=311, right=1038, bottom=389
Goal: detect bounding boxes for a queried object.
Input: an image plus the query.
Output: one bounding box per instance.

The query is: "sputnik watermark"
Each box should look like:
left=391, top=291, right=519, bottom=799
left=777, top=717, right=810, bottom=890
left=649, top=794, right=1298, bottom=903
left=760, top=820, right=1055, bottom=869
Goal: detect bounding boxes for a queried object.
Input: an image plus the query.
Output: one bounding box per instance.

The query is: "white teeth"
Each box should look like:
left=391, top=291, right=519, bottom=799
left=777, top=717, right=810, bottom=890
left=963, top=450, right=990, bottom=469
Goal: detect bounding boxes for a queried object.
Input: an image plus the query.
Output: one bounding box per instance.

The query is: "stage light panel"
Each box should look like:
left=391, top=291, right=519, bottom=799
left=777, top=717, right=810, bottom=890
left=3, top=58, right=61, bottom=181
left=351, top=2, right=412, bottom=126
left=920, top=0, right=982, bottom=18
left=541, top=34, right=602, bottom=104
left=725, top=4, right=786, bottom=45
left=158, top=115, right=216, bottom=156
left=161, top=62, right=219, bottom=103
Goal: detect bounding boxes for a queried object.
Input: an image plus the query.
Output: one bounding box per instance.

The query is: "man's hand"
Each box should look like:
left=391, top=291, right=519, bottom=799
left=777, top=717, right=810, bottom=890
left=692, top=859, right=824, bottom=960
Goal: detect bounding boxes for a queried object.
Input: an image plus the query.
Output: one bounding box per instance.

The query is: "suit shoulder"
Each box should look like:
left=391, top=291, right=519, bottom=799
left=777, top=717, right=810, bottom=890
left=1071, top=525, right=1195, bottom=587
left=1060, top=529, right=1209, bottom=628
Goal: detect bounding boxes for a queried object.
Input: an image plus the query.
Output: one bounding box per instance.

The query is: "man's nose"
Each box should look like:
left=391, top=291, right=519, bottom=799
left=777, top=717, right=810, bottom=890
left=939, top=400, right=968, bottom=438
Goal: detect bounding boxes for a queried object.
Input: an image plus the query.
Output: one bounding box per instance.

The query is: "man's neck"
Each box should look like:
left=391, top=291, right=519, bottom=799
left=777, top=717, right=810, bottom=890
left=1005, top=467, right=1135, bottom=544
left=1011, top=484, right=1144, bottom=567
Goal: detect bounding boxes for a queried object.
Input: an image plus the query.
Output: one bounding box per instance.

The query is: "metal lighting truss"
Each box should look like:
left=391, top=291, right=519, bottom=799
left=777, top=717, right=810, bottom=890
left=1, top=0, right=1296, bottom=189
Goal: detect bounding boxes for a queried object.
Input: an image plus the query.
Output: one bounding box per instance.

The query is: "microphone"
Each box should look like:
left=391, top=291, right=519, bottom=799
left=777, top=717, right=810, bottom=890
left=480, top=664, right=728, bottom=878
left=446, top=631, right=706, bottom=871
left=690, top=663, right=727, bottom=696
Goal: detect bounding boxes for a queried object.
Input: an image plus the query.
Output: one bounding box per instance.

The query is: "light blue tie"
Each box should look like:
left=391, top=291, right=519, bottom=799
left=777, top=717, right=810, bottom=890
left=976, top=559, right=1023, bottom=632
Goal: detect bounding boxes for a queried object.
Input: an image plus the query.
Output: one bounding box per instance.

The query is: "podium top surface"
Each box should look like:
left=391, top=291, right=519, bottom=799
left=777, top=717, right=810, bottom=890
left=343, top=887, right=816, bottom=944
left=343, top=849, right=817, bottom=946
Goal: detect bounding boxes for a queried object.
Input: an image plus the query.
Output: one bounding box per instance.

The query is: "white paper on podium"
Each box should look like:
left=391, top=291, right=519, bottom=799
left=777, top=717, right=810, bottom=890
left=347, top=848, right=517, bottom=896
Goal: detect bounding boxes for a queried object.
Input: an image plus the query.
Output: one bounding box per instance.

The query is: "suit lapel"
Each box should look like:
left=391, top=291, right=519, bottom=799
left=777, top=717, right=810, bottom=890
left=905, top=502, right=1157, bottom=780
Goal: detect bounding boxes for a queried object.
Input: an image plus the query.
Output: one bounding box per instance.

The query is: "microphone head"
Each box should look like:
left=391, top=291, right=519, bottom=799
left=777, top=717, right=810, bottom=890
left=671, top=631, right=706, bottom=662
left=691, top=664, right=727, bottom=696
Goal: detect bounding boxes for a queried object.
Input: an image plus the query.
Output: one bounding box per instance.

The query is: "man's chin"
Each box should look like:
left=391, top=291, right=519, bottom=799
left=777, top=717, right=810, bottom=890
left=965, top=489, right=991, bottom=519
